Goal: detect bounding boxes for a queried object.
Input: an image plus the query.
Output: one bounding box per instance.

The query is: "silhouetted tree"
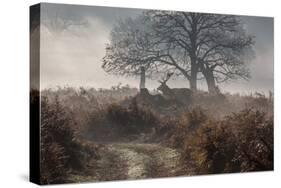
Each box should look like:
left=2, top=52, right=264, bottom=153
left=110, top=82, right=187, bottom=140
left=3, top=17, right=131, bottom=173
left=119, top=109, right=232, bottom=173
left=103, top=11, right=254, bottom=93
left=102, top=16, right=187, bottom=82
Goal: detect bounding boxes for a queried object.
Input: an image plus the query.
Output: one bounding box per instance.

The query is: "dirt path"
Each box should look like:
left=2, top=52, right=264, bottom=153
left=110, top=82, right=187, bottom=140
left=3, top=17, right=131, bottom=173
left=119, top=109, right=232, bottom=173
left=97, top=143, right=183, bottom=180
left=69, top=142, right=184, bottom=182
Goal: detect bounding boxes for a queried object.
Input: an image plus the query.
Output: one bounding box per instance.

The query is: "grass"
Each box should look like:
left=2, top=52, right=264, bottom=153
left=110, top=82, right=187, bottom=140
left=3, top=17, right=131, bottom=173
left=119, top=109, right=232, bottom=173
left=37, top=86, right=273, bottom=183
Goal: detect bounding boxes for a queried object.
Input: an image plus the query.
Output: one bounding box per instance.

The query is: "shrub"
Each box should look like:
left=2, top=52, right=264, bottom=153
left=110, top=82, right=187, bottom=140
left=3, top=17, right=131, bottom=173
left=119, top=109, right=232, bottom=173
left=181, top=108, right=273, bottom=174
left=40, top=96, right=99, bottom=184
left=183, top=121, right=239, bottom=174
left=225, top=109, right=273, bottom=171
left=107, top=99, right=158, bottom=135
left=155, top=107, right=207, bottom=148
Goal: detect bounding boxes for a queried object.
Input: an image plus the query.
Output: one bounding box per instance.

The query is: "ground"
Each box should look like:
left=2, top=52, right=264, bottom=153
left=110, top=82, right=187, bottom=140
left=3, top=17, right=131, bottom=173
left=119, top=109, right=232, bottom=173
left=69, top=141, right=186, bottom=182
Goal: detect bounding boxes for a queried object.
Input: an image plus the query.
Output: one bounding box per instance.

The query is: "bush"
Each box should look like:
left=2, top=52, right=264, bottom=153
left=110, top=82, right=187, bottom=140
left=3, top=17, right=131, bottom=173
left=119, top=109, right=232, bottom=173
left=181, top=109, right=273, bottom=174
left=40, top=96, right=99, bottom=184
left=155, top=107, right=207, bottom=148
left=183, top=121, right=239, bottom=174
left=224, top=109, right=273, bottom=171
left=107, top=99, right=158, bottom=135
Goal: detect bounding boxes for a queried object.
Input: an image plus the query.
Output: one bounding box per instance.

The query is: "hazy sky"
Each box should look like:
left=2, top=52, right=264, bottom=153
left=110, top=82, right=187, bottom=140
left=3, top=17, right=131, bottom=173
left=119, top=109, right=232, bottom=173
left=39, top=3, right=274, bottom=94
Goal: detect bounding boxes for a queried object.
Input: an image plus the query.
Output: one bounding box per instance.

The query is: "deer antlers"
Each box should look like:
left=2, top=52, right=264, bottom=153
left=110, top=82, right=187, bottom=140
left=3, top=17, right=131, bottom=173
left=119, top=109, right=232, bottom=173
left=158, top=72, right=174, bottom=84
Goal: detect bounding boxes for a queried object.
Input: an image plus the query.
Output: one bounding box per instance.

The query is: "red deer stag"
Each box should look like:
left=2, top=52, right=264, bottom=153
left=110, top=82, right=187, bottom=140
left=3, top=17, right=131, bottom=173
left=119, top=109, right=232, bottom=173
left=157, top=72, right=192, bottom=105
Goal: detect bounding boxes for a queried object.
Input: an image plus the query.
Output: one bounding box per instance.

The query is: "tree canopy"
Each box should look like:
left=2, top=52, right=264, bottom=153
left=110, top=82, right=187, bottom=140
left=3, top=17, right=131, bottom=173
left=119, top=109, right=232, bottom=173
left=102, top=10, right=255, bottom=93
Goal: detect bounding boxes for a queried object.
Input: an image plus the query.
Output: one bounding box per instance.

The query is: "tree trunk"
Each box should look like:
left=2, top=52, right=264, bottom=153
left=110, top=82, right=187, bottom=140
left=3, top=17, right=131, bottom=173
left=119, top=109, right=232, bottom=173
left=202, top=66, right=217, bottom=95
left=190, top=56, right=198, bottom=91
left=140, top=66, right=146, bottom=89
left=190, top=68, right=197, bottom=91
left=206, top=73, right=217, bottom=95
left=177, top=68, right=196, bottom=91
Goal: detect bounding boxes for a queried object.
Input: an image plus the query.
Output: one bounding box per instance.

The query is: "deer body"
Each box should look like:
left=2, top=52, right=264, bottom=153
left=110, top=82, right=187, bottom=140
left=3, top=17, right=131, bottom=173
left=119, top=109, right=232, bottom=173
left=157, top=73, right=192, bottom=105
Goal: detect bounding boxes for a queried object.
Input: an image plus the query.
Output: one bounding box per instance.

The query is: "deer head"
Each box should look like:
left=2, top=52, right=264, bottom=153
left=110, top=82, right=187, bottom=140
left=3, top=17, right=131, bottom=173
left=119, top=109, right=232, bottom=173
left=157, top=72, right=173, bottom=94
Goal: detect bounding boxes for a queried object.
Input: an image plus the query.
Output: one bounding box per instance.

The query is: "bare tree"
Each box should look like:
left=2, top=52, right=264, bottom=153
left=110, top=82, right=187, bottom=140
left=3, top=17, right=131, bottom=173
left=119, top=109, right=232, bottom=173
left=146, top=11, right=254, bottom=93
left=102, top=11, right=254, bottom=93
left=41, top=6, right=88, bottom=35
left=195, top=18, right=254, bottom=94
left=102, top=16, right=189, bottom=81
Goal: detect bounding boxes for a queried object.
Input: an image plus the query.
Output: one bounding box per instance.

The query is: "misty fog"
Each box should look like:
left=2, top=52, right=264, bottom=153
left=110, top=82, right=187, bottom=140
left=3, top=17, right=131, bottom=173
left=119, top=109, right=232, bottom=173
left=38, top=3, right=273, bottom=94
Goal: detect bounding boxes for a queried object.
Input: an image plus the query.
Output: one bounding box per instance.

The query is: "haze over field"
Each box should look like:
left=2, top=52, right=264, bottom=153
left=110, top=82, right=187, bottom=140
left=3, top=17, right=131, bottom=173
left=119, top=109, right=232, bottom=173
left=39, top=3, right=273, bottom=94
left=30, top=4, right=274, bottom=184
